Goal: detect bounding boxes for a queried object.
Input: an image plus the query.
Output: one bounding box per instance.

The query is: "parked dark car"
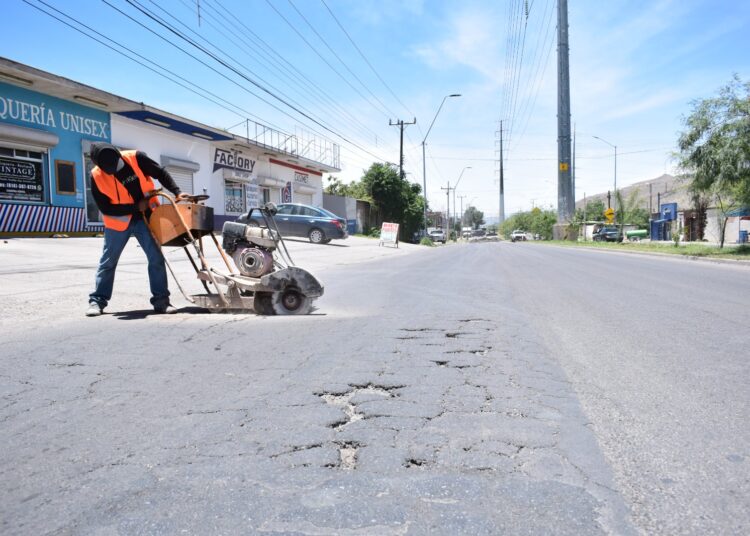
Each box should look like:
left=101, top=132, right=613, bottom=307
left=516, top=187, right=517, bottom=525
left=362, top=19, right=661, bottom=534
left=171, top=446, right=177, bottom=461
left=237, top=203, right=348, bottom=244
left=592, top=226, right=623, bottom=242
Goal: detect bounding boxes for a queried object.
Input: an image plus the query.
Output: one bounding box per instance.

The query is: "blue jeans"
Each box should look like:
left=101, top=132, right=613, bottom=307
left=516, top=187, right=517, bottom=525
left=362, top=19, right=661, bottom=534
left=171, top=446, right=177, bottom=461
left=89, top=219, right=170, bottom=310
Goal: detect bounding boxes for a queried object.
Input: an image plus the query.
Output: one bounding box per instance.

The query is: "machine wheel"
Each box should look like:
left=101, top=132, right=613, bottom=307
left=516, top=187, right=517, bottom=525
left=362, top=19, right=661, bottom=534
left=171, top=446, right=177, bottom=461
left=271, top=286, right=313, bottom=315
left=309, top=228, right=326, bottom=244
left=253, top=291, right=274, bottom=315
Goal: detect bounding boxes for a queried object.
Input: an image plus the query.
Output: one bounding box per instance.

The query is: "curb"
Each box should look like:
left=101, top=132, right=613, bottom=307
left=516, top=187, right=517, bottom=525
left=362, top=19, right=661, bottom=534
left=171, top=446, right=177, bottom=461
left=536, top=243, right=750, bottom=268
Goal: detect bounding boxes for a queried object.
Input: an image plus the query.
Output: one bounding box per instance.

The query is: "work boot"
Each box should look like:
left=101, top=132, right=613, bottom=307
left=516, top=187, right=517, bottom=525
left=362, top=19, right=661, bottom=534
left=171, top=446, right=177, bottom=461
left=85, top=303, right=102, bottom=317
left=154, top=304, right=177, bottom=314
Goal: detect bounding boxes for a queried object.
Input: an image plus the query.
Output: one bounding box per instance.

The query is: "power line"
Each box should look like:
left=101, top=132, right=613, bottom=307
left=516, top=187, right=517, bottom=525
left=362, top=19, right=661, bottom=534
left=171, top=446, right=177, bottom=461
left=262, top=0, right=393, bottom=122
left=286, top=0, right=399, bottom=119
left=20, top=0, right=277, bottom=129
left=318, top=0, right=414, bottom=118
left=115, top=0, right=390, bottom=162
left=152, top=0, right=391, bottom=150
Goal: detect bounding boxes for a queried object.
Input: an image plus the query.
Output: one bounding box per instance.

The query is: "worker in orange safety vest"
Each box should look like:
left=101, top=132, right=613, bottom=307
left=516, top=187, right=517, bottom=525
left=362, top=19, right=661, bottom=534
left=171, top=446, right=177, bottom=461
left=86, top=142, right=189, bottom=316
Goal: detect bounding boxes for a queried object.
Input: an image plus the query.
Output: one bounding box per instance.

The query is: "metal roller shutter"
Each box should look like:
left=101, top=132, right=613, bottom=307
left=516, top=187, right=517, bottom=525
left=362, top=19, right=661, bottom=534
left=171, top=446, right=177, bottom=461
left=165, top=167, right=194, bottom=194
left=295, top=193, right=313, bottom=206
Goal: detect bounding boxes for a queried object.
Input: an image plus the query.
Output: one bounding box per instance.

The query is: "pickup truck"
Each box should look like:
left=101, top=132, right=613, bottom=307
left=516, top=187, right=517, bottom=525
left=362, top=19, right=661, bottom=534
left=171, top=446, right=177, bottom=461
left=510, top=229, right=527, bottom=242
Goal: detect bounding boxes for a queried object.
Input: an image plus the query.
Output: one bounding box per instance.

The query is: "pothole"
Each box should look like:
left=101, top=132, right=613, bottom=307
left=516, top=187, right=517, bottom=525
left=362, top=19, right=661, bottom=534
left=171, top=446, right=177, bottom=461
left=321, top=392, right=364, bottom=429
left=432, top=360, right=449, bottom=367
left=332, top=441, right=361, bottom=470
left=318, top=385, right=397, bottom=429
left=405, top=458, right=428, bottom=468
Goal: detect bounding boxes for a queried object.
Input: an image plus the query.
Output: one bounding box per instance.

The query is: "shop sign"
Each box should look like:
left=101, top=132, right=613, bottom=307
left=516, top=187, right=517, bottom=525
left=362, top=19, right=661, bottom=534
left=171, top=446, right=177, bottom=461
left=379, top=222, right=399, bottom=248
left=0, top=95, right=108, bottom=138
left=282, top=181, right=292, bottom=203
left=294, top=171, right=309, bottom=184
left=213, top=148, right=256, bottom=173
left=0, top=157, right=44, bottom=202
left=246, top=182, right=259, bottom=209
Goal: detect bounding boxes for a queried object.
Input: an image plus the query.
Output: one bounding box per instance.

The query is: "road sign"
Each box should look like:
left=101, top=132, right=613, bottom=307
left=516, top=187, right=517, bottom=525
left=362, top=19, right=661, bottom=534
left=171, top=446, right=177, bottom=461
left=559, top=162, right=569, bottom=171
left=604, top=207, right=615, bottom=222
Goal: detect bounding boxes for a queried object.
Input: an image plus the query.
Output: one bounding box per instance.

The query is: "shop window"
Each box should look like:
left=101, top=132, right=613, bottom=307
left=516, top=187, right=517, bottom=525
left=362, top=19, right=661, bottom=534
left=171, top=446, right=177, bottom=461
left=55, top=160, right=76, bottom=195
left=0, top=147, right=45, bottom=204
left=262, top=188, right=270, bottom=204
left=224, top=180, right=245, bottom=213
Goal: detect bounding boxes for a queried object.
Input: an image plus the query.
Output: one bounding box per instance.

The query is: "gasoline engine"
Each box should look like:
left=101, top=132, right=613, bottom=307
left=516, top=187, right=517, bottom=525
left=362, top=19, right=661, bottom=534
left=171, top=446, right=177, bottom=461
left=221, top=221, right=278, bottom=278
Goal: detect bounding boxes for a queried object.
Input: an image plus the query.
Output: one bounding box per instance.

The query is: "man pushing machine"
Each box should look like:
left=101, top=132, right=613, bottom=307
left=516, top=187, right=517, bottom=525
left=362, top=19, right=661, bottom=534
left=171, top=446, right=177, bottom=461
left=85, top=142, right=190, bottom=317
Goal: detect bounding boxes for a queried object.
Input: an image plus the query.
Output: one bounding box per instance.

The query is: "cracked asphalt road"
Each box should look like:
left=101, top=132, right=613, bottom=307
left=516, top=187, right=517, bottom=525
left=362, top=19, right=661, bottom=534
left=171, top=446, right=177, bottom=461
left=0, top=237, right=747, bottom=534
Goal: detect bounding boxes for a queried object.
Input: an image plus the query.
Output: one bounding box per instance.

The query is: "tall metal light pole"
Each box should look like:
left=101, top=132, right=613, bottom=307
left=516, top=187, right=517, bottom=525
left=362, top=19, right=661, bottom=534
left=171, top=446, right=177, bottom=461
left=592, top=135, right=617, bottom=225
left=422, top=93, right=461, bottom=230
left=453, top=166, right=472, bottom=237
left=557, top=0, right=573, bottom=223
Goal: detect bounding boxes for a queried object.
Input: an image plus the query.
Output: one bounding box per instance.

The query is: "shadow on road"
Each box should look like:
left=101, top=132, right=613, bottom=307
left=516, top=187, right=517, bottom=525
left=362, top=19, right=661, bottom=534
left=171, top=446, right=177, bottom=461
left=282, top=238, right=350, bottom=247
left=111, top=307, right=208, bottom=320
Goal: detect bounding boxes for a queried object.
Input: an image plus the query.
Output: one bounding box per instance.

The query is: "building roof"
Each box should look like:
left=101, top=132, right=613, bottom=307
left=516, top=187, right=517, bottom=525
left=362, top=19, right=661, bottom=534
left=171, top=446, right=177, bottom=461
left=0, top=56, right=340, bottom=173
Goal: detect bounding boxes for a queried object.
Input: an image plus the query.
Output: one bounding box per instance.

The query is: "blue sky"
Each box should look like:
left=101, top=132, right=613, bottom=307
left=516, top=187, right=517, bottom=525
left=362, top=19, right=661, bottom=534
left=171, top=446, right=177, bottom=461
left=3, top=0, right=749, bottom=218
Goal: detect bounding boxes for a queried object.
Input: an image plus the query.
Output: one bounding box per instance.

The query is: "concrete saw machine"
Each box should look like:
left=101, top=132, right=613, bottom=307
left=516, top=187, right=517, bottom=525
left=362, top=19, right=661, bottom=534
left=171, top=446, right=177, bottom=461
left=146, top=191, right=323, bottom=315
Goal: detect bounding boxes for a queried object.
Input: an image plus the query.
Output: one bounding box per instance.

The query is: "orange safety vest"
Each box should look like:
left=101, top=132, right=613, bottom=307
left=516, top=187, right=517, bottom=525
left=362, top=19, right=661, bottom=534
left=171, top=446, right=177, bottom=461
left=91, top=150, right=160, bottom=231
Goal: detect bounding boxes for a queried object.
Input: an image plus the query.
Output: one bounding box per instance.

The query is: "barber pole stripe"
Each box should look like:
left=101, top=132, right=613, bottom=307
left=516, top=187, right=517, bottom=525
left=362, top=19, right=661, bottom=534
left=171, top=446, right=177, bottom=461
left=0, top=204, right=101, bottom=233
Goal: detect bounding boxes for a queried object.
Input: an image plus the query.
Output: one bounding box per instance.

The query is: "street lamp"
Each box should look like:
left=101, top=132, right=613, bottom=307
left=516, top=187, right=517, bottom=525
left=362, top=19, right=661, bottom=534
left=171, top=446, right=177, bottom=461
left=592, top=135, right=617, bottom=225
left=422, top=93, right=461, bottom=231
left=453, top=166, right=472, bottom=238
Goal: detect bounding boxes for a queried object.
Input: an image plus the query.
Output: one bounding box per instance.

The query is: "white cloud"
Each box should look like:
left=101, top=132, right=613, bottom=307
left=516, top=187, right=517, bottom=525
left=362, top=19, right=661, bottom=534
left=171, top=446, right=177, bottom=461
left=412, top=7, right=505, bottom=85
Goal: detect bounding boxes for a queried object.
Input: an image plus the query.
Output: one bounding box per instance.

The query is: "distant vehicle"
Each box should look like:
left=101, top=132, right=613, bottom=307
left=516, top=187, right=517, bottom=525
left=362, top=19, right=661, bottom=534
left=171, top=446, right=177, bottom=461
left=428, top=229, right=446, bottom=243
left=510, top=229, right=527, bottom=242
left=592, top=226, right=623, bottom=242
left=237, top=203, right=348, bottom=244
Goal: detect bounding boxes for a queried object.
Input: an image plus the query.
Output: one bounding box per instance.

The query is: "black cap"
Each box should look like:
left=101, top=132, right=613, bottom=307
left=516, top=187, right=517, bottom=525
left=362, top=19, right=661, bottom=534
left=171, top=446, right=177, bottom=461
left=90, top=143, right=121, bottom=174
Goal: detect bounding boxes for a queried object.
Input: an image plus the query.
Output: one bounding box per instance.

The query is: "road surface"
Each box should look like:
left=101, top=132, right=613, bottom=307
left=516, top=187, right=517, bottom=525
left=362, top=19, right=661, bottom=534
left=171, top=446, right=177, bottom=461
left=1, top=237, right=747, bottom=534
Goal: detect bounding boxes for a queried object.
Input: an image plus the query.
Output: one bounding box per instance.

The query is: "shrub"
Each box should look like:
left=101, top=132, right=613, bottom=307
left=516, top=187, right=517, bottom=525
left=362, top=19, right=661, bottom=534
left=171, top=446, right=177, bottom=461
left=420, top=237, right=434, bottom=246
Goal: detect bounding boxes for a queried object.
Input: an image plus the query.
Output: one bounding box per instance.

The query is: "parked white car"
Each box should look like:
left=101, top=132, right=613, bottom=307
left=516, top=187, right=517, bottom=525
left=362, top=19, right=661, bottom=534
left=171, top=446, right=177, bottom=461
left=428, top=229, right=446, bottom=243
left=510, top=229, right=528, bottom=242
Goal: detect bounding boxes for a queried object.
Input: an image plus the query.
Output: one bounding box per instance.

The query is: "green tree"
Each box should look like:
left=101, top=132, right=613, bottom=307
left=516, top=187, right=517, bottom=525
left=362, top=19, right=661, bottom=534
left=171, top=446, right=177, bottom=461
left=500, top=207, right=556, bottom=239
left=324, top=176, right=371, bottom=201
left=463, top=206, right=485, bottom=229
left=360, top=163, right=424, bottom=241
left=615, top=188, right=648, bottom=232
left=574, top=198, right=606, bottom=222
left=677, top=76, right=750, bottom=246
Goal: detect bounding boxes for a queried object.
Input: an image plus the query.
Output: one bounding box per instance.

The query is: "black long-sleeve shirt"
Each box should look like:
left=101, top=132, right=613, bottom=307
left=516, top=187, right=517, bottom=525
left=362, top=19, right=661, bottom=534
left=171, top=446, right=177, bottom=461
left=91, top=151, right=182, bottom=221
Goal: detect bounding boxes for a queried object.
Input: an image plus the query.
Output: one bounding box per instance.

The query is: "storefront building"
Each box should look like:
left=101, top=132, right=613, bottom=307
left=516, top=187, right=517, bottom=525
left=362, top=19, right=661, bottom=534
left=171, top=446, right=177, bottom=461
left=0, top=79, right=110, bottom=234
left=0, top=58, right=339, bottom=236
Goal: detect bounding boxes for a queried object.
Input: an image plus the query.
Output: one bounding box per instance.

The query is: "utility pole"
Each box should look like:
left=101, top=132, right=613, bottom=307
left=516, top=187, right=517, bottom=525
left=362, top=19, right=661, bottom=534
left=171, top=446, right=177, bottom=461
left=583, top=192, right=587, bottom=241
left=458, top=195, right=467, bottom=235
left=557, top=0, right=573, bottom=223
left=570, top=124, right=576, bottom=205
left=441, top=181, right=452, bottom=239
left=389, top=118, right=416, bottom=179
left=649, top=183, right=653, bottom=216
left=495, top=120, right=506, bottom=225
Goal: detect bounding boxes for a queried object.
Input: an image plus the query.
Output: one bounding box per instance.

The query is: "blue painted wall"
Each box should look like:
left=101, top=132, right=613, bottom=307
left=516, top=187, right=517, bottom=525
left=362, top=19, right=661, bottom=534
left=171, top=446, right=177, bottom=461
left=0, top=82, right=110, bottom=209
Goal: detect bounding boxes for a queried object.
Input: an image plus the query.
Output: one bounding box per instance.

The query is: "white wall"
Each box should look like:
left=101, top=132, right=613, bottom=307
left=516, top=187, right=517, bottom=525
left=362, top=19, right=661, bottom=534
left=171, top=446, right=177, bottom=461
left=111, top=115, right=212, bottom=199
left=269, top=161, right=323, bottom=206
